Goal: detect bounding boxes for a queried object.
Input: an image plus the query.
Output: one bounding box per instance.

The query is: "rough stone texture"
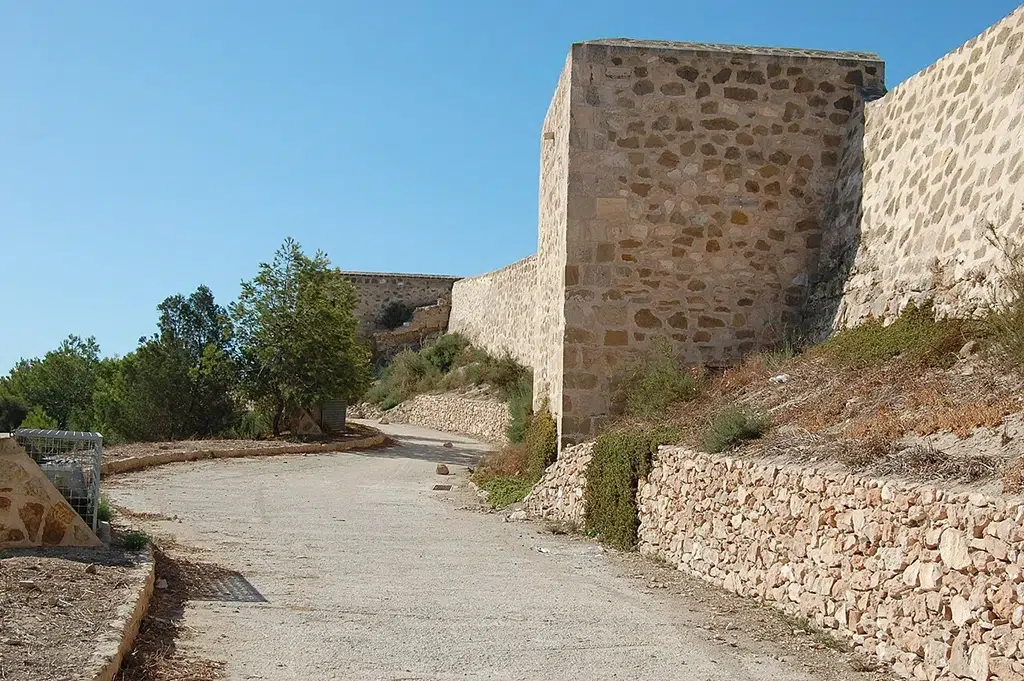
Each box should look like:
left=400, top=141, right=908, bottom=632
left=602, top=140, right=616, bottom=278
left=341, top=271, right=460, bottom=334
left=556, top=42, right=883, bottom=443
left=638, top=446, right=1024, bottom=680
left=373, top=294, right=452, bottom=357
left=0, top=435, right=101, bottom=548
left=523, top=442, right=592, bottom=526
left=806, top=6, right=1024, bottom=337
left=535, top=56, right=573, bottom=428
left=383, top=393, right=510, bottom=444
left=449, top=255, right=538, bottom=369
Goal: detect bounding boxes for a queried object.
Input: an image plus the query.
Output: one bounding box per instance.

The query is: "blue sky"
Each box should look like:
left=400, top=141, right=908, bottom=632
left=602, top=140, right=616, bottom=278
left=1, top=0, right=1019, bottom=368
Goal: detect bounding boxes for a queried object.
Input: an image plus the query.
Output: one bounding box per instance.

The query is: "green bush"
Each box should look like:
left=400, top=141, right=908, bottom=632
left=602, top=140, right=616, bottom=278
left=20, top=405, right=58, bottom=430
left=821, top=300, right=974, bottom=369
left=364, top=336, right=532, bottom=415
left=421, top=333, right=470, bottom=374
left=584, top=425, right=680, bottom=550
left=377, top=301, right=415, bottom=330
left=97, top=494, right=112, bottom=523
left=505, top=374, right=533, bottom=444
left=481, top=476, right=534, bottom=509
left=229, top=409, right=271, bottom=440
left=0, top=395, right=27, bottom=432
left=121, top=530, right=149, bottom=551
left=615, top=338, right=702, bottom=418
left=701, top=407, right=770, bottom=453
left=523, top=406, right=557, bottom=481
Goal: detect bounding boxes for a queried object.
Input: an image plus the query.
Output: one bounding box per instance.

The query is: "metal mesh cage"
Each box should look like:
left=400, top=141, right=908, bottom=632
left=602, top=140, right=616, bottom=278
left=13, top=429, right=103, bottom=531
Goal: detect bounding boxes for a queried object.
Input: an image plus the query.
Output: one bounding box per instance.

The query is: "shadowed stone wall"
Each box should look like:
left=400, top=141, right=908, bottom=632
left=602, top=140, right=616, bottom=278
left=448, top=255, right=538, bottom=369
left=806, top=6, right=1024, bottom=337
left=341, top=271, right=461, bottom=334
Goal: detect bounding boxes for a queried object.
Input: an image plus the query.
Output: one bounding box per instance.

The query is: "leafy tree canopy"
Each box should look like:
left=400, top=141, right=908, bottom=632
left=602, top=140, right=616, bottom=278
left=231, top=238, right=371, bottom=434
left=0, top=335, right=101, bottom=430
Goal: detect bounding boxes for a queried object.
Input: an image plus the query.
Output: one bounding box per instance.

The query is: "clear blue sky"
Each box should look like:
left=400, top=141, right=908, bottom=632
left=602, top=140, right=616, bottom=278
left=1, top=1, right=1019, bottom=368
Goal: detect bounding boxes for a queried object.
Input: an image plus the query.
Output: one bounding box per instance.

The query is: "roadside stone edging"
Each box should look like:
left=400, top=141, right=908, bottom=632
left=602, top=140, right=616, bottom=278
left=382, top=393, right=509, bottom=445
left=85, top=546, right=155, bottom=681
left=639, top=447, right=1024, bottom=681
left=102, top=425, right=387, bottom=476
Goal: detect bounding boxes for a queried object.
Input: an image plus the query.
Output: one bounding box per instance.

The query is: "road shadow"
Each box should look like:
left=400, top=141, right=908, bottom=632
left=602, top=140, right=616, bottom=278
left=349, top=430, right=493, bottom=468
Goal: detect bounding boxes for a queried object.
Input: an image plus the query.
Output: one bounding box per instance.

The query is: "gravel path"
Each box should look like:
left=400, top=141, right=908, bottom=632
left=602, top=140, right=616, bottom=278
left=107, top=421, right=876, bottom=681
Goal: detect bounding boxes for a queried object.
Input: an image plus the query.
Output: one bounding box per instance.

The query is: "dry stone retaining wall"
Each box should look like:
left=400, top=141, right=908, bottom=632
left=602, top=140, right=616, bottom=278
left=449, top=255, right=538, bottom=369
left=383, top=393, right=510, bottom=444
left=638, top=447, right=1024, bottom=680
left=523, top=441, right=592, bottom=526
left=808, top=6, right=1024, bottom=336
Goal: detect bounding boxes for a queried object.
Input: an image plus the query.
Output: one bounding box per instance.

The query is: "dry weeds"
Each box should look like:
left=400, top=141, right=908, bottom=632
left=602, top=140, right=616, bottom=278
left=116, top=547, right=226, bottom=681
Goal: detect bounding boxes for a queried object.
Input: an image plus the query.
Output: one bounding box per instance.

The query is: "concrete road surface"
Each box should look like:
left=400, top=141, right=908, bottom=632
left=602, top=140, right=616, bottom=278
left=108, top=421, right=864, bottom=681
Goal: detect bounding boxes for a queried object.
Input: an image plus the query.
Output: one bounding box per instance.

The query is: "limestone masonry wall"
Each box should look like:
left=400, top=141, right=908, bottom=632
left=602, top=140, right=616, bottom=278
left=534, top=56, right=573, bottom=423
left=809, top=6, right=1024, bottom=335
left=342, top=271, right=460, bottom=334
left=383, top=393, right=509, bottom=444
left=558, top=42, right=882, bottom=443
left=369, top=8, right=1024, bottom=450
left=639, top=448, right=1024, bottom=681
left=448, top=255, right=538, bottom=369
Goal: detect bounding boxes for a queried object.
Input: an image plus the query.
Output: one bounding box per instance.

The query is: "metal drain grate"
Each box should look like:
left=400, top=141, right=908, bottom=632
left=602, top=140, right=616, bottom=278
left=432, top=484, right=452, bottom=491
left=190, top=571, right=267, bottom=603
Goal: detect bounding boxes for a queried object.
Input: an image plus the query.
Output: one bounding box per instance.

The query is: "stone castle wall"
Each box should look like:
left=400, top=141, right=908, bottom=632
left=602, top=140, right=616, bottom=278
left=558, top=42, right=883, bottom=442
left=448, top=255, right=538, bottom=369
left=341, top=271, right=460, bottom=334
left=638, top=448, right=1024, bottom=681
left=807, top=6, right=1024, bottom=336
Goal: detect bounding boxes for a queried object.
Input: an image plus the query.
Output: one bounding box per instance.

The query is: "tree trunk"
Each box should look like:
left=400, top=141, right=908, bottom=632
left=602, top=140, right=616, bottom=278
left=272, top=397, right=284, bottom=436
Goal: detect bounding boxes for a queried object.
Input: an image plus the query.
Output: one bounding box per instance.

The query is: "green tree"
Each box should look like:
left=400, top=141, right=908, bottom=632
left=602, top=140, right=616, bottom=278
left=0, top=335, right=101, bottom=430
left=231, top=238, right=371, bottom=435
left=0, top=395, right=28, bottom=432
left=94, top=286, right=239, bottom=441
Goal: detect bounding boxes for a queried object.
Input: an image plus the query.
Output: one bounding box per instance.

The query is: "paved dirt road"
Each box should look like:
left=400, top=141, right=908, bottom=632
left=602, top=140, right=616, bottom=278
left=109, top=422, right=874, bottom=681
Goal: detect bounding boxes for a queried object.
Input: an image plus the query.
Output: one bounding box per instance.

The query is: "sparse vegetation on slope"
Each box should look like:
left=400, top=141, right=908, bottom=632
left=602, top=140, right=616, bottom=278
left=364, top=333, right=534, bottom=441
left=472, top=406, right=558, bottom=508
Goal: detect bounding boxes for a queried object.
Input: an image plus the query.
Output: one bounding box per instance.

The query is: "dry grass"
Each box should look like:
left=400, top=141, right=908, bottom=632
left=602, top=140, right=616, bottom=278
left=912, top=401, right=1015, bottom=438
left=838, top=440, right=998, bottom=482
left=116, top=547, right=226, bottom=681
left=1002, top=458, right=1024, bottom=494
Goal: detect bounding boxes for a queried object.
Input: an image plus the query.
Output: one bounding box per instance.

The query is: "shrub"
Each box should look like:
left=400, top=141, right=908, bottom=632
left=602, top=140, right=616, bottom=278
left=505, top=374, right=533, bottom=444
left=701, top=407, right=770, bottom=453
left=97, top=494, right=112, bottom=523
left=421, top=333, right=470, bottom=374
left=480, top=476, right=534, bottom=508
left=121, top=530, right=149, bottom=551
left=584, top=425, right=680, bottom=550
left=0, top=395, right=27, bottom=432
left=523, top=406, right=557, bottom=480
left=614, top=338, right=702, bottom=418
left=19, top=405, right=58, bottom=430
left=820, top=300, right=974, bottom=369
left=377, top=301, right=415, bottom=330
left=985, top=227, right=1024, bottom=365
left=229, top=409, right=270, bottom=440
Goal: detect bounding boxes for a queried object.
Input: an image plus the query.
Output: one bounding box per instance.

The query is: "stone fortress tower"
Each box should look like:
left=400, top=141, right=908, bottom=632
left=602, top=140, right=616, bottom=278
left=440, top=7, right=1023, bottom=448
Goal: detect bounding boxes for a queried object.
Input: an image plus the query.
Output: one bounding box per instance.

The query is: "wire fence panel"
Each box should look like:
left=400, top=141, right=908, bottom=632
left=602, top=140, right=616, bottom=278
left=14, top=429, right=103, bottom=531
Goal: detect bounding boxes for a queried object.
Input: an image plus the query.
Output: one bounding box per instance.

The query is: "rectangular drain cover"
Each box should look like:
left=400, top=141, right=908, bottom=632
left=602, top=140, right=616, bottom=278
left=191, top=571, right=267, bottom=603
left=433, top=484, right=452, bottom=491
